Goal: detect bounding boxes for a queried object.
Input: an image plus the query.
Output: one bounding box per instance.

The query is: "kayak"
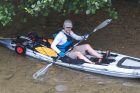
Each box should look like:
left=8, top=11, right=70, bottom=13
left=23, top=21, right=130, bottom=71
left=0, top=36, right=140, bottom=78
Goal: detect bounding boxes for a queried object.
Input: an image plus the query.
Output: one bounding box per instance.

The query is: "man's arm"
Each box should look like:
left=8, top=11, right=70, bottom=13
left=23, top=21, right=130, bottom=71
left=70, top=31, right=84, bottom=40
left=51, top=33, right=62, bottom=53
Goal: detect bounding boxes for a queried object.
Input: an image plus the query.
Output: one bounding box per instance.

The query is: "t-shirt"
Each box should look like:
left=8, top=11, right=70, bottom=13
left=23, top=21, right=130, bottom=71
left=51, top=30, right=84, bottom=53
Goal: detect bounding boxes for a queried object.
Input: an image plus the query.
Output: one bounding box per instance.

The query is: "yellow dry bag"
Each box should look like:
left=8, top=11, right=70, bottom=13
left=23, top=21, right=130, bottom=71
left=35, top=47, right=57, bottom=57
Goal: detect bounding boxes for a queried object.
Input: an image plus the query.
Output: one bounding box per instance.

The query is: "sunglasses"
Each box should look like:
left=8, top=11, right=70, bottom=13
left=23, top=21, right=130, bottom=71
left=66, top=27, right=72, bottom=29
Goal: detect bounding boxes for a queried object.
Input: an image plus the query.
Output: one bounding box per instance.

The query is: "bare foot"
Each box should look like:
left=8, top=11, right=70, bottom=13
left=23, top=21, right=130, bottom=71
left=98, top=58, right=102, bottom=63
left=88, top=62, right=95, bottom=64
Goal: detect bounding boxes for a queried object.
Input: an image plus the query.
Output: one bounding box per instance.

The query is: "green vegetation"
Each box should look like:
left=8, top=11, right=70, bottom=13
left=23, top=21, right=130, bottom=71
left=0, top=0, right=117, bottom=26
left=0, top=1, right=15, bottom=26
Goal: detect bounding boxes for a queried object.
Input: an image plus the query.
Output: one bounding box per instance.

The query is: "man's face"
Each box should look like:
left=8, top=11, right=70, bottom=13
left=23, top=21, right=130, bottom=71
left=64, top=27, right=72, bottom=33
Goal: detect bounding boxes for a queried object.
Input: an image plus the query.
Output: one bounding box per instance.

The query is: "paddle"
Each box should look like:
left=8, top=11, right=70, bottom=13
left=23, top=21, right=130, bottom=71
left=32, top=19, right=112, bottom=80
left=32, top=44, right=74, bottom=80
left=70, top=19, right=112, bottom=47
left=89, top=19, right=112, bottom=35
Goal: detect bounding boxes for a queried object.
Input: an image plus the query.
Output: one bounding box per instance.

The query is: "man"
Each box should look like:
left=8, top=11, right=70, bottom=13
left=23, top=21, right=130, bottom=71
left=51, top=19, right=103, bottom=64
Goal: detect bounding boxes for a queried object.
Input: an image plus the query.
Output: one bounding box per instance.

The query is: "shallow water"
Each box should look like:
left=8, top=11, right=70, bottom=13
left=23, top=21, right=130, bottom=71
left=0, top=1, right=140, bottom=93
left=0, top=46, right=140, bottom=93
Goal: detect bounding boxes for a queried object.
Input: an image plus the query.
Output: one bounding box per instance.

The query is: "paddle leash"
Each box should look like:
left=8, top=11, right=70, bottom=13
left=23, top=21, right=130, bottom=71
left=32, top=19, right=112, bottom=80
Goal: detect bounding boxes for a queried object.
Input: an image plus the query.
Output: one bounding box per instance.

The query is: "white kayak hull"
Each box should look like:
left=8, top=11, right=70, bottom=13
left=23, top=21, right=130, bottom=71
left=0, top=38, right=140, bottom=78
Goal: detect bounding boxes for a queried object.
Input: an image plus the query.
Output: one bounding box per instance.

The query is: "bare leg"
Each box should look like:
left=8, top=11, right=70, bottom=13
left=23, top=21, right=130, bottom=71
left=74, top=52, right=94, bottom=64
left=84, top=44, right=103, bottom=63
left=82, top=44, right=103, bottom=59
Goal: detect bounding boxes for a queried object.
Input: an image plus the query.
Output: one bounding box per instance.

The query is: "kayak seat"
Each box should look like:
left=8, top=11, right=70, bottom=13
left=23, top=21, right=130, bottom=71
left=47, top=38, right=53, bottom=45
left=41, top=38, right=53, bottom=48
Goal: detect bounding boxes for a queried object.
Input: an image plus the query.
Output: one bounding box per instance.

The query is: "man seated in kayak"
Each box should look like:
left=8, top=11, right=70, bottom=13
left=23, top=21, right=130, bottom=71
left=51, top=19, right=103, bottom=64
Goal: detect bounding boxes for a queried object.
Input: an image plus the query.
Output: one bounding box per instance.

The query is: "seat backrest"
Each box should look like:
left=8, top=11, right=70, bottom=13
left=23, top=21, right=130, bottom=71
left=47, top=39, right=53, bottom=45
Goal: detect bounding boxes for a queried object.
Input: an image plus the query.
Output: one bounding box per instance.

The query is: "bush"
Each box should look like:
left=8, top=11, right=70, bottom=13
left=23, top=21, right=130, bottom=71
left=0, top=0, right=117, bottom=26
left=0, top=1, right=15, bottom=26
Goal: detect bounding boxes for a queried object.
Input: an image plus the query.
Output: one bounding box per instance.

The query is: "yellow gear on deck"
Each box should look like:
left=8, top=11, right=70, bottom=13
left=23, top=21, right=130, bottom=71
left=35, top=47, right=57, bottom=57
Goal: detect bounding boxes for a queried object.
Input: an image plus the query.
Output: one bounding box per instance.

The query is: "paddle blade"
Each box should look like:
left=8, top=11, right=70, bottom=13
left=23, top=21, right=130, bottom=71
left=93, top=19, right=112, bottom=32
left=33, top=63, right=53, bottom=80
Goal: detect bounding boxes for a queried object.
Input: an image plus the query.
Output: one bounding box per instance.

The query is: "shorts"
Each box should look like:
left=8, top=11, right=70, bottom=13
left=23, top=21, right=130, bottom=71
left=66, top=44, right=87, bottom=59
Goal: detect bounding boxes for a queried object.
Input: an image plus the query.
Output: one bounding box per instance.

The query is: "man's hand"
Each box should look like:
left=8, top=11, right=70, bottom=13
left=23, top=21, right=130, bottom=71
left=83, top=34, right=89, bottom=40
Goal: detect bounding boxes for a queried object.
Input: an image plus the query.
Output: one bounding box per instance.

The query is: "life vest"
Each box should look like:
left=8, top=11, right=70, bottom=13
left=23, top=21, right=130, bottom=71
left=53, top=29, right=74, bottom=53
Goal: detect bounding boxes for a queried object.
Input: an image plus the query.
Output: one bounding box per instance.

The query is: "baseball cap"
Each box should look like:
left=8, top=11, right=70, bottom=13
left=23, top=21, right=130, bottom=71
left=63, top=19, right=73, bottom=28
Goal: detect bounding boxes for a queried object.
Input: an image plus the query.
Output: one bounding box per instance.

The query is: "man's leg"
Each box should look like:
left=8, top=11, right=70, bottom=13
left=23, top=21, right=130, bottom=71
left=74, top=44, right=103, bottom=59
left=66, top=51, right=94, bottom=64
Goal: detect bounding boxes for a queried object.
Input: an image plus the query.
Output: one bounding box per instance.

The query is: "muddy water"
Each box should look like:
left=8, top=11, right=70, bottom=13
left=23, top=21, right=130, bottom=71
left=0, top=46, right=140, bottom=93
left=0, top=0, right=140, bottom=93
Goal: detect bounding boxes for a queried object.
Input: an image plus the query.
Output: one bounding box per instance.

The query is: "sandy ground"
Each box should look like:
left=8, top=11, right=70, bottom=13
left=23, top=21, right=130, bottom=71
left=0, top=0, right=140, bottom=93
